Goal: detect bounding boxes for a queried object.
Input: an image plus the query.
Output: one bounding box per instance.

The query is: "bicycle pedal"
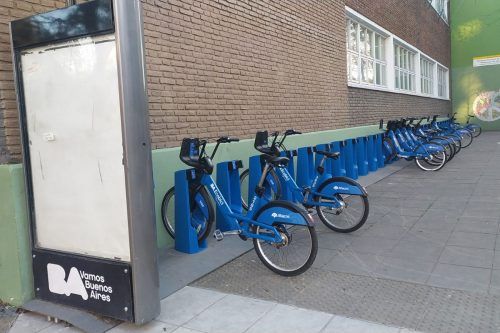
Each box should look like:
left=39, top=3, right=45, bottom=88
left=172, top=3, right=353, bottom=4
left=213, top=229, right=224, bottom=241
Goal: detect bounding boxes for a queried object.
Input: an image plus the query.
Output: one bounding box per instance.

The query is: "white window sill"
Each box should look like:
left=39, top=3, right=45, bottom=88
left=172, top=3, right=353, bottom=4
left=348, top=82, right=450, bottom=101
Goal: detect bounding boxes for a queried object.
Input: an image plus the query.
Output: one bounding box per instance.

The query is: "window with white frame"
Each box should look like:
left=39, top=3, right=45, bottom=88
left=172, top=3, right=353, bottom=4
left=437, top=65, right=448, bottom=98
left=394, top=44, right=416, bottom=92
left=420, top=57, right=435, bottom=95
left=346, top=7, right=449, bottom=100
left=346, top=19, right=386, bottom=87
left=433, top=0, right=448, bottom=22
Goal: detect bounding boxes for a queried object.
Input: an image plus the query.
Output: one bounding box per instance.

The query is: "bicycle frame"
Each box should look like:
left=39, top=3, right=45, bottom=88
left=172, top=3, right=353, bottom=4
left=199, top=171, right=309, bottom=243
left=272, top=156, right=365, bottom=209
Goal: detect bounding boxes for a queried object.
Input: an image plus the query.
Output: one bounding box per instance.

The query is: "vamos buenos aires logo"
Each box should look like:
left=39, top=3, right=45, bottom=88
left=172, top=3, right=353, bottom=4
left=47, top=263, right=113, bottom=302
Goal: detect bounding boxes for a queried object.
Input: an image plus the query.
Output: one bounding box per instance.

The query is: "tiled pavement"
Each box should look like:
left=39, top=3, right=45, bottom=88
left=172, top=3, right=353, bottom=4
left=9, top=287, right=419, bottom=333
left=194, top=132, right=500, bottom=332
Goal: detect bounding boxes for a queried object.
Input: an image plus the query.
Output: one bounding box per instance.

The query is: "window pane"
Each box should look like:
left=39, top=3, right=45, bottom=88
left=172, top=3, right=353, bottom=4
left=365, top=30, right=373, bottom=56
left=350, top=55, right=359, bottom=82
left=348, top=21, right=358, bottom=51
left=359, top=28, right=366, bottom=54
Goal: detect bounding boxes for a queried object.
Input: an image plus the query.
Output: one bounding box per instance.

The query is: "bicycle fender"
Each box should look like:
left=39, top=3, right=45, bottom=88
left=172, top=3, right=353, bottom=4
left=253, top=200, right=314, bottom=227
left=319, top=177, right=367, bottom=196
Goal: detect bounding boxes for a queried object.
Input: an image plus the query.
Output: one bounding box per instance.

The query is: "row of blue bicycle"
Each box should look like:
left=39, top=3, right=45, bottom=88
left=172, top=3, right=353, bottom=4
left=382, top=114, right=481, bottom=171
left=161, top=114, right=481, bottom=276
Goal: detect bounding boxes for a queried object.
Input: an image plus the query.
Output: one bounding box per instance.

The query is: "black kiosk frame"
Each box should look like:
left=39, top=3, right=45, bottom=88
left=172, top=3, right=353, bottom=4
left=10, top=0, right=160, bottom=324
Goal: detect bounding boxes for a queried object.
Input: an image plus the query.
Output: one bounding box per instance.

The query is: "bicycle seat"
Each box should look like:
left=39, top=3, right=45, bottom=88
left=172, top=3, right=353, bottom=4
left=179, top=138, right=214, bottom=174
left=254, top=131, right=280, bottom=156
left=315, top=150, right=340, bottom=159
left=262, top=154, right=289, bottom=167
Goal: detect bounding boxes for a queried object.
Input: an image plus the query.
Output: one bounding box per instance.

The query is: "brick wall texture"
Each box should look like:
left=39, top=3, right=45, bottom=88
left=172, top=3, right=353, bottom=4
left=0, top=0, right=451, bottom=163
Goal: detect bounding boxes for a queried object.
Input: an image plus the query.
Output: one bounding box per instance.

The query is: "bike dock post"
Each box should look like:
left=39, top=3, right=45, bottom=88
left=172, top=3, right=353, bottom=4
left=344, top=139, right=358, bottom=179
left=280, top=150, right=297, bottom=201
left=296, top=147, right=315, bottom=188
left=356, top=137, right=369, bottom=176
left=376, top=134, right=385, bottom=168
left=248, top=155, right=263, bottom=206
left=216, top=160, right=243, bottom=232
left=332, top=141, right=346, bottom=177
left=174, top=169, right=207, bottom=254
left=367, top=135, right=378, bottom=172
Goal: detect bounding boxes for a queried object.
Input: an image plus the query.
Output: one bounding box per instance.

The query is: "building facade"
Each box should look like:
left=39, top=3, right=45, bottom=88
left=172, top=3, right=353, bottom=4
left=0, top=0, right=451, bottom=164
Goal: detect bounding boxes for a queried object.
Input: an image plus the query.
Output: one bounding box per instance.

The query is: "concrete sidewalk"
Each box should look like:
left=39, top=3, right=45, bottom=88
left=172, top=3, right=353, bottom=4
left=9, top=287, right=420, bottom=333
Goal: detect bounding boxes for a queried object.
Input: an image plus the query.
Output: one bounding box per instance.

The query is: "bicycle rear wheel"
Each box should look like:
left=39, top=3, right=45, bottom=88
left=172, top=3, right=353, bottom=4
left=161, top=186, right=215, bottom=242
left=240, top=168, right=281, bottom=211
left=252, top=202, right=317, bottom=276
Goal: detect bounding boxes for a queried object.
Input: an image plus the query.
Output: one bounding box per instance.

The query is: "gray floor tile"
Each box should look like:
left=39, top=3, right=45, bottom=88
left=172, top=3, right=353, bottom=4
left=438, top=246, right=494, bottom=268
left=490, top=270, right=500, bottom=296
left=317, top=232, right=354, bottom=250
left=455, top=218, right=499, bottom=234
left=245, top=304, right=332, bottom=333
left=411, top=220, right=456, bottom=234
left=157, top=287, right=226, bottom=325
left=321, top=316, right=399, bottom=333
left=9, top=313, right=54, bottom=333
left=427, top=264, right=491, bottom=293
left=312, top=248, right=339, bottom=269
left=184, top=294, right=275, bottom=333
left=400, top=229, right=450, bottom=246
left=447, top=231, right=497, bottom=250
left=323, top=251, right=383, bottom=276
left=374, top=256, right=434, bottom=283
left=384, top=240, right=444, bottom=262
left=109, top=321, right=177, bottom=333
left=347, top=236, right=399, bottom=255
left=172, top=328, right=205, bottom=333
left=494, top=251, right=500, bottom=269
left=362, top=224, right=409, bottom=240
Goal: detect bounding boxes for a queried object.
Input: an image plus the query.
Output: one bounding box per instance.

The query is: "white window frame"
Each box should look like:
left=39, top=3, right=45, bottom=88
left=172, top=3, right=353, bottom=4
left=346, top=7, right=449, bottom=100
left=346, top=19, right=387, bottom=87
left=437, top=65, right=449, bottom=99
left=429, top=0, right=449, bottom=23
left=394, top=44, right=416, bottom=92
left=420, top=57, right=435, bottom=95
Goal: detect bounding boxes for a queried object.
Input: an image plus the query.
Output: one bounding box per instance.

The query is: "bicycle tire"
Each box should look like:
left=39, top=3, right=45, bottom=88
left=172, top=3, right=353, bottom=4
left=314, top=177, right=369, bottom=233
left=252, top=201, right=318, bottom=276
left=161, top=186, right=215, bottom=242
left=240, top=168, right=281, bottom=211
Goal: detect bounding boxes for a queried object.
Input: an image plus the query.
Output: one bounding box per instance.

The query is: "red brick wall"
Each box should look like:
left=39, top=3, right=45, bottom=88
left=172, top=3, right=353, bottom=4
left=348, top=87, right=451, bottom=126
left=141, top=0, right=349, bottom=149
left=0, top=0, right=66, bottom=164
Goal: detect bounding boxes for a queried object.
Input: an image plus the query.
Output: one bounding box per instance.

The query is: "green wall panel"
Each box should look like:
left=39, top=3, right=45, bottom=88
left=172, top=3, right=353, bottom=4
left=451, top=0, right=500, bottom=130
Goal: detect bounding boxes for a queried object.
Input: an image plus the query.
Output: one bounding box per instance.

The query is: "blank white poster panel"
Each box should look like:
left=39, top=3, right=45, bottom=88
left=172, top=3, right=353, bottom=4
left=21, top=35, right=131, bottom=261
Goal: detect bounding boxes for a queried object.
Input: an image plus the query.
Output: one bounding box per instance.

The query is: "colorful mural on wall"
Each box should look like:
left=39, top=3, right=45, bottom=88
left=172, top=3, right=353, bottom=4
left=451, top=0, right=500, bottom=130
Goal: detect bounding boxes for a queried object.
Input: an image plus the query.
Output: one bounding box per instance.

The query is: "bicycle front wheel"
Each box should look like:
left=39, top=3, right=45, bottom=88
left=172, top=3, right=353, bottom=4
left=161, top=186, right=215, bottom=242
left=415, top=150, right=447, bottom=171
left=252, top=202, right=317, bottom=276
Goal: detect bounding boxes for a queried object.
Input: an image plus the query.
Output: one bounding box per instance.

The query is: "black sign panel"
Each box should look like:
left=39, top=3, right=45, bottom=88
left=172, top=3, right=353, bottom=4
left=11, top=0, right=114, bottom=49
left=32, top=249, right=134, bottom=321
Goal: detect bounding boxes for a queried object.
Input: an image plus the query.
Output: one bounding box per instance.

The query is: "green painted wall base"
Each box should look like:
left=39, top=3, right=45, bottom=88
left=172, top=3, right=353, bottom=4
left=0, top=165, right=33, bottom=306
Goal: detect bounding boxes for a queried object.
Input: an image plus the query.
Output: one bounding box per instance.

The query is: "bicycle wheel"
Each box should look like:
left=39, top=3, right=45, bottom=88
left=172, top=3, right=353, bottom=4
left=459, top=130, right=473, bottom=148
left=415, top=150, right=447, bottom=171
left=470, top=126, right=482, bottom=137
left=252, top=201, right=317, bottom=276
left=314, top=178, right=369, bottom=233
left=161, top=186, right=215, bottom=242
left=382, top=137, right=397, bottom=163
left=240, top=168, right=281, bottom=211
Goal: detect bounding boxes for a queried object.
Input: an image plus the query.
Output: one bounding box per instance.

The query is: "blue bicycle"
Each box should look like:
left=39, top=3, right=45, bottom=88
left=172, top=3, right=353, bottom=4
left=242, top=130, right=369, bottom=233
left=163, top=136, right=318, bottom=276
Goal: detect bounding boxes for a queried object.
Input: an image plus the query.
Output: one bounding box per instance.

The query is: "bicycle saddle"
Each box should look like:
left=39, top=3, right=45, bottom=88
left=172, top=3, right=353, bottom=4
left=254, top=131, right=280, bottom=156
left=262, top=154, right=289, bottom=167
left=315, top=150, right=340, bottom=159
left=179, top=138, right=214, bottom=173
